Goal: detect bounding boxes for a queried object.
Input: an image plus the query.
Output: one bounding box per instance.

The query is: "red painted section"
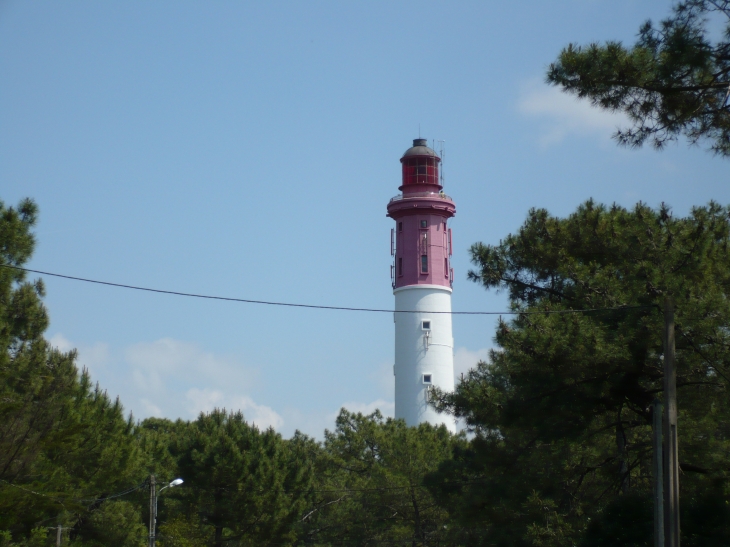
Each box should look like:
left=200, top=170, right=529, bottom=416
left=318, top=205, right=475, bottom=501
left=387, top=140, right=456, bottom=290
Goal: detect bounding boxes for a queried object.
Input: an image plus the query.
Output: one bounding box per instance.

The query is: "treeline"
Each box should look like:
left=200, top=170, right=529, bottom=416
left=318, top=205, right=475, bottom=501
left=2, top=198, right=730, bottom=546
left=0, top=199, right=462, bottom=547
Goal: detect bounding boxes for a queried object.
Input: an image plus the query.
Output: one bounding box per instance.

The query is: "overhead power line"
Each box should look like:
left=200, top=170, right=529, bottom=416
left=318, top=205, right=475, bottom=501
left=0, top=264, right=651, bottom=316
left=0, top=478, right=147, bottom=505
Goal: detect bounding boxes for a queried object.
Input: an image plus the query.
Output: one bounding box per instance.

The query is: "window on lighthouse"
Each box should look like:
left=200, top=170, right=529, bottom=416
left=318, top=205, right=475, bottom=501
left=421, top=255, right=428, bottom=273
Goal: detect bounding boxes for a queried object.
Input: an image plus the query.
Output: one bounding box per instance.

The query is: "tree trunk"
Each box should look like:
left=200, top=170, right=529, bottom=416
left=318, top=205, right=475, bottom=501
left=616, top=409, right=629, bottom=493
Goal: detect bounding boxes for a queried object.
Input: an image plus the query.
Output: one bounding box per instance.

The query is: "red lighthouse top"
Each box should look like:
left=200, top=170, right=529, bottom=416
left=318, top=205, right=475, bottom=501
left=387, top=139, right=455, bottom=290
left=400, top=138, right=442, bottom=193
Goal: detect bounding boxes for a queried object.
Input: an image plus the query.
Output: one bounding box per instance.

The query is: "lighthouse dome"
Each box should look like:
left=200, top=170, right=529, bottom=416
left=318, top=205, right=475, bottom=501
left=402, top=138, right=440, bottom=159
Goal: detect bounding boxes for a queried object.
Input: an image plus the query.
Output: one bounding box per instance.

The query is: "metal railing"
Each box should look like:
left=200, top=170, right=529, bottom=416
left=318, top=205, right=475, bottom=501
left=389, top=192, right=453, bottom=203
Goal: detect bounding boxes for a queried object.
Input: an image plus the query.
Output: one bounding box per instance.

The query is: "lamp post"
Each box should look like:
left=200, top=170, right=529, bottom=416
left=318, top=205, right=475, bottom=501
left=149, top=476, right=183, bottom=547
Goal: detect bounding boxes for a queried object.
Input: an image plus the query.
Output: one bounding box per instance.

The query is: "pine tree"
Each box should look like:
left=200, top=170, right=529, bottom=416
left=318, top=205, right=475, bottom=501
left=166, top=409, right=314, bottom=547
left=302, top=409, right=462, bottom=546
left=547, top=1, right=730, bottom=156
left=430, top=201, right=730, bottom=546
left=0, top=199, right=144, bottom=543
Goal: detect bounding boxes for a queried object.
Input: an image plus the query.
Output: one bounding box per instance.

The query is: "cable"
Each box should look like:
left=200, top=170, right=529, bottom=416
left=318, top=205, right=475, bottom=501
left=77, top=481, right=147, bottom=503
left=0, top=479, right=66, bottom=505
left=0, top=264, right=652, bottom=316
left=0, top=478, right=146, bottom=505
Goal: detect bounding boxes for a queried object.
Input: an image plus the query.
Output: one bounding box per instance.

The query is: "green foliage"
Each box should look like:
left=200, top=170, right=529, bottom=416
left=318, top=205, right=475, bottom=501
left=165, top=409, right=315, bottom=546
left=21, top=528, right=48, bottom=547
left=430, top=200, right=730, bottom=545
left=75, top=501, right=147, bottom=547
left=0, top=199, right=145, bottom=542
left=547, top=1, right=730, bottom=155
left=579, top=492, right=653, bottom=546
left=158, top=516, right=210, bottom=547
left=301, top=409, right=463, bottom=546
left=1, top=196, right=467, bottom=547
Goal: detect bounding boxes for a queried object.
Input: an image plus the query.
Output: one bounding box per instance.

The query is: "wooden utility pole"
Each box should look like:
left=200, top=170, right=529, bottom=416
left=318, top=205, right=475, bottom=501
left=149, top=474, right=156, bottom=547
left=46, top=525, right=72, bottom=546
left=653, top=400, right=664, bottom=547
left=663, top=297, right=680, bottom=546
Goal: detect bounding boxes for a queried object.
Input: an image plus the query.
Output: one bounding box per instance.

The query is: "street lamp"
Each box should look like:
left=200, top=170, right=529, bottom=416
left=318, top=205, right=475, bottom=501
left=149, top=476, right=183, bottom=547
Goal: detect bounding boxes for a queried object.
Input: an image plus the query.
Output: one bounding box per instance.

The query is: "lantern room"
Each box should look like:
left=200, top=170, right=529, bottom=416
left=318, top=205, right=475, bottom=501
left=400, top=138, right=441, bottom=191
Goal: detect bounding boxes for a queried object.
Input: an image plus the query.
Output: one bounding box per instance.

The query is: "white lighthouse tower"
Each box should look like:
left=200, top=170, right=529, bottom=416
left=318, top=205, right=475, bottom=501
left=387, top=138, right=456, bottom=432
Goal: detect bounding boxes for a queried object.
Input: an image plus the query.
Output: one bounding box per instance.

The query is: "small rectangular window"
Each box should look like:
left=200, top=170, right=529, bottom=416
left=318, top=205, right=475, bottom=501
left=398, top=257, right=403, bottom=276
left=421, top=255, right=428, bottom=273
left=398, top=222, right=403, bottom=232
left=423, top=374, right=432, bottom=384
left=444, top=258, right=448, bottom=277
left=420, top=220, right=427, bottom=228
left=422, top=320, right=431, bottom=330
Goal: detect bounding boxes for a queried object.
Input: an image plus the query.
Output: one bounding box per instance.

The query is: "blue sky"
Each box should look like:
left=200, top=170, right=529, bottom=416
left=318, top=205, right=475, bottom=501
left=2, top=1, right=728, bottom=438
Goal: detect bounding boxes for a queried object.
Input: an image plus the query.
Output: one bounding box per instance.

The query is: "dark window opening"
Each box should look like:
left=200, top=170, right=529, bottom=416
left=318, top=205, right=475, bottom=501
left=444, top=258, right=449, bottom=277
left=423, top=374, right=432, bottom=384
left=421, top=255, right=428, bottom=273
left=398, top=257, right=403, bottom=276
left=398, top=222, right=403, bottom=232
left=420, top=220, right=427, bottom=228
left=422, top=321, right=431, bottom=330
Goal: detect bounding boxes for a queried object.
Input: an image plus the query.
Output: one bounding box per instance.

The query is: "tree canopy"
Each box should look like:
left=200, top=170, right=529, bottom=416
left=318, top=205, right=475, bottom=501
left=430, top=200, right=730, bottom=546
left=3, top=195, right=730, bottom=546
left=299, top=410, right=463, bottom=547
left=547, top=0, right=730, bottom=156
left=0, top=199, right=144, bottom=542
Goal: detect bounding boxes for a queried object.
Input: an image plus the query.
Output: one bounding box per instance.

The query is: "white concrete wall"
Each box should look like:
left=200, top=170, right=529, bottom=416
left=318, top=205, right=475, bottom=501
left=394, top=285, right=456, bottom=433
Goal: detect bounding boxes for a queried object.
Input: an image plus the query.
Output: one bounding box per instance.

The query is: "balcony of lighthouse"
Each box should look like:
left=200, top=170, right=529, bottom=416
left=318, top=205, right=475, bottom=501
left=386, top=190, right=456, bottom=218
left=389, top=191, right=453, bottom=203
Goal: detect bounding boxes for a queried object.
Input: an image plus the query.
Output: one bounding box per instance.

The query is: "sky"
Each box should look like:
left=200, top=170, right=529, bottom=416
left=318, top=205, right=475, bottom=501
left=1, top=1, right=728, bottom=439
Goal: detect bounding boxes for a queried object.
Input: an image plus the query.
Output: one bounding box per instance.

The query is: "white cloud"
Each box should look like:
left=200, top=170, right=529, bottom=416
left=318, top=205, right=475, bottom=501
left=139, top=399, right=164, bottom=418
left=277, top=400, right=387, bottom=440
left=50, top=333, right=110, bottom=376
left=305, top=398, right=396, bottom=437
left=274, top=362, right=398, bottom=438
left=48, top=334, right=281, bottom=431
left=186, top=387, right=225, bottom=415
left=373, top=360, right=395, bottom=399
left=235, top=397, right=284, bottom=430
left=517, top=80, right=630, bottom=147
left=453, top=346, right=490, bottom=381
left=47, top=335, right=485, bottom=439
left=185, top=388, right=283, bottom=430
left=125, top=338, right=257, bottom=393
left=340, top=399, right=395, bottom=418
left=50, top=333, right=74, bottom=352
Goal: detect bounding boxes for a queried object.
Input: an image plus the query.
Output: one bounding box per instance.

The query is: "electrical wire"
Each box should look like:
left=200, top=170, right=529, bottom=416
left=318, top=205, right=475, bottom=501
left=76, top=481, right=148, bottom=503
left=0, top=264, right=652, bottom=316
left=0, top=478, right=147, bottom=505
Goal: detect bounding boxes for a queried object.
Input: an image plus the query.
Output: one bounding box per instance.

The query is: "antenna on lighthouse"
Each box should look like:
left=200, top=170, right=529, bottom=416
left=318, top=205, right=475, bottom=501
left=436, top=140, right=446, bottom=186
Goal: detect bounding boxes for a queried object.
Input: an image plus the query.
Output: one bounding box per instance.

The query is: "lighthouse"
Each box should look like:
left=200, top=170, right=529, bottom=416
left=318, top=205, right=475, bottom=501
left=387, top=138, right=456, bottom=433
